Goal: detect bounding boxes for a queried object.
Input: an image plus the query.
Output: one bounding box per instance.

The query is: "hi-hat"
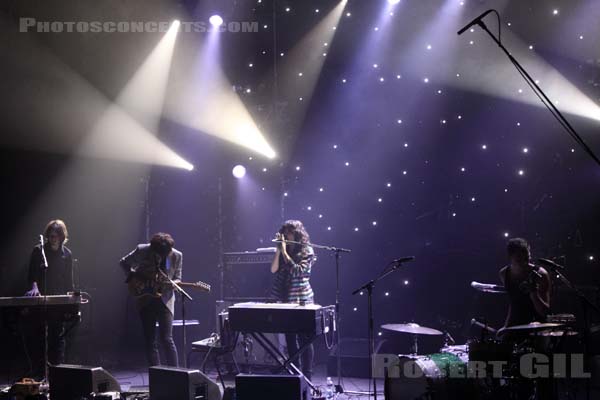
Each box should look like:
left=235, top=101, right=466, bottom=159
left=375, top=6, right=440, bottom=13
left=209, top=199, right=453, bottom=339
left=381, top=323, right=443, bottom=336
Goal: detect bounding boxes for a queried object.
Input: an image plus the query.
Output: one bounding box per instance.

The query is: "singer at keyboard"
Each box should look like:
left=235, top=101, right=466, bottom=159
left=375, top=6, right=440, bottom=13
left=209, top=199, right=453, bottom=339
left=24, top=219, right=74, bottom=371
left=270, top=219, right=316, bottom=380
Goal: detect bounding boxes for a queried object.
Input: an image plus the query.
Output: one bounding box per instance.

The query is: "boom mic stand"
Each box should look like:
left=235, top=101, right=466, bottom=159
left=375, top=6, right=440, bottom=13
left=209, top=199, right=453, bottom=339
left=352, top=257, right=415, bottom=400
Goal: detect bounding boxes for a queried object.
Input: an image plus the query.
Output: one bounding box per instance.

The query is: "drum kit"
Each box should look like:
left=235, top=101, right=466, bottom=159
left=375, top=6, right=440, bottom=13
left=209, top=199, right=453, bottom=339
left=382, top=281, right=589, bottom=400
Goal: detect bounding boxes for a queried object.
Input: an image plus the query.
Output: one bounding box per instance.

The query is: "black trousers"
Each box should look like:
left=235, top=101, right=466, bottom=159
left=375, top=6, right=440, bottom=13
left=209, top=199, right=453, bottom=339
left=139, top=298, right=178, bottom=367
left=285, top=333, right=314, bottom=379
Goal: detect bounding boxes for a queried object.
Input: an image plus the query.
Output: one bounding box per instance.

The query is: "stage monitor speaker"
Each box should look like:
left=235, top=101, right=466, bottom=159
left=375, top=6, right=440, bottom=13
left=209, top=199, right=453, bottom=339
left=149, top=366, right=222, bottom=400
left=235, top=374, right=310, bottom=400
left=49, top=364, right=121, bottom=400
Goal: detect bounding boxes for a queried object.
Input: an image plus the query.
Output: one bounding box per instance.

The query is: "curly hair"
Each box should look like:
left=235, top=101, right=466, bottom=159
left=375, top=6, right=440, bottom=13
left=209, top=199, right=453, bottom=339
left=507, top=237, right=530, bottom=263
left=150, top=232, right=175, bottom=256
left=279, top=220, right=310, bottom=254
left=44, top=219, right=69, bottom=244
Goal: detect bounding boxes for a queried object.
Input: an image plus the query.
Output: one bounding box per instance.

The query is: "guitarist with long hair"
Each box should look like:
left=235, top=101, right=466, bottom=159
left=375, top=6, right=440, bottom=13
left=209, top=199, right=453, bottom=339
left=119, top=232, right=182, bottom=367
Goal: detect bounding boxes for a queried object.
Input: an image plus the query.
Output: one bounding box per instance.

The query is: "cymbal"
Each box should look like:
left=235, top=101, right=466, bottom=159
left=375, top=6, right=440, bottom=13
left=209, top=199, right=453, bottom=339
left=502, top=322, right=564, bottom=332
left=471, top=281, right=507, bottom=294
left=381, top=323, right=443, bottom=336
left=533, top=329, right=578, bottom=337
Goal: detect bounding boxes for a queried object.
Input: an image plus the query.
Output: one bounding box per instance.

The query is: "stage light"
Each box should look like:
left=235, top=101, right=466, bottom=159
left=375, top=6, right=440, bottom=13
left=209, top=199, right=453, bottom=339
left=388, top=0, right=401, bottom=4
left=209, top=15, right=223, bottom=27
left=232, top=165, right=246, bottom=179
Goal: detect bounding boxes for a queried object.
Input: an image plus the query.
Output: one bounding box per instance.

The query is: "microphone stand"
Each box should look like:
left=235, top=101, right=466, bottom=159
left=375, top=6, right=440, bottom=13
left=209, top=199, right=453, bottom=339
left=351, top=258, right=413, bottom=400
left=273, top=239, right=351, bottom=393
left=460, top=11, right=600, bottom=167
left=157, top=269, right=193, bottom=367
left=542, top=262, right=600, bottom=400
left=39, top=235, right=50, bottom=385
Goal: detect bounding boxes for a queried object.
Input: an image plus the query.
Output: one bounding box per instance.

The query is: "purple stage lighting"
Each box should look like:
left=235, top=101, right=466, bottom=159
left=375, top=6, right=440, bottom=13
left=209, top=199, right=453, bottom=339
left=232, top=165, right=246, bottom=179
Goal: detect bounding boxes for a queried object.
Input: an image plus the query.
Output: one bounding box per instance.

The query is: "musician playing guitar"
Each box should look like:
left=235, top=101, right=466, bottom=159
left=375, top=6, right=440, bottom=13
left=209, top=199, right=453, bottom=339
left=119, top=232, right=182, bottom=367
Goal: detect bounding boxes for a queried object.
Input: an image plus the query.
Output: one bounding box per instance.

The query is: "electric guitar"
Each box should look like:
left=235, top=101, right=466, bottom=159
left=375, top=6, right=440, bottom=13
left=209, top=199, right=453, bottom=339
left=126, top=271, right=211, bottom=299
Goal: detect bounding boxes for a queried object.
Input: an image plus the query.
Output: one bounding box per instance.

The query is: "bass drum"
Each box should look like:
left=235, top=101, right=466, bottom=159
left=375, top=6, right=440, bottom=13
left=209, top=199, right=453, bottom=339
left=384, top=352, right=480, bottom=400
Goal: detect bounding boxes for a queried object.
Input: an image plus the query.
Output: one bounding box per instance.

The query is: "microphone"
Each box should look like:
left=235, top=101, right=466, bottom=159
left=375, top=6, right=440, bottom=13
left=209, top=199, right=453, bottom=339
left=470, top=318, right=497, bottom=334
left=392, top=256, right=415, bottom=264
left=457, top=9, right=494, bottom=35
left=39, top=234, right=48, bottom=268
left=537, top=258, right=565, bottom=270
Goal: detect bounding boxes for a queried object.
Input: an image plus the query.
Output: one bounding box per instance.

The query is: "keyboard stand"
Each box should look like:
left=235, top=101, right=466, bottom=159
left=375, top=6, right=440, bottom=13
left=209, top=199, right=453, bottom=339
left=249, top=332, right=318, bottom=393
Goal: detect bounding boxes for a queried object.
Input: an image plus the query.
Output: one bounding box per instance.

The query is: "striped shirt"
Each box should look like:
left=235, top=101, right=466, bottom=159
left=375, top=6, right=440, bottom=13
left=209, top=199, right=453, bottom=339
left=271, top=246, right=316, bottom=304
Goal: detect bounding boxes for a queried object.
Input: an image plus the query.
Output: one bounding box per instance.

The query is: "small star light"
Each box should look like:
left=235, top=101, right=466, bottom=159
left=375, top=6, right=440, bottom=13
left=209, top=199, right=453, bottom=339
left=315, top=9, right=320, bottom=13
left=589, top=255, right=595, bottom=261
left=284, top=192, right=288, bottom=197
left=458, top=115, right=462, bottom=120
left=385, top=292, right=389, bottom=296
left=379, top=77, right=385, bottom=82
left=263, top=24, right=268, bottom=29
left=327, top=226, right=332, bottom=231
left=285, top=7, right=290, bottom=12
left=403, top=280, right=409, bottom=285
left=374, top=27, right=380, bottom=32
left=342, top=79, right=347, bottom=83
left=402, top=170, right=407, bottom=175
left=396, top=74, right=402, bottom=79
left=354, top=227, right=359, bottom=232
left=441, top=119, right=447, bottom=124
left=378, top=332, right=382, bottom=336
left=386, top=182, right=392, bottom=187
left=346, top=12, right=351, bottom=17
left=378, top=198, right=383, bottom=203
left=248, top=63, right=253, bottom=67
left=319, top=187, right=324, bottom=192
left=426, top=44, right=432, bottom=50
left=373, top=63, right=379, bottom=69
left=529, top=45, right=534, bottom=50
left=397, top=119, right=403, bottom=124
left=452, top=212, right=457, bottom=217
left=345, top=161, right=350, bottom=166
left=353, top=307, right=358, bottom=311
left=571, top=148, right=575, bottom=153
left=471, top=197, right=476, bottom=202
left=482, top=144, right=487, bottom=150
left=318, top=214, right=323, bottom=218
left=372, top=221, right=377, bottom=226
left=504, top=232, right=510, bottom=238
left=404, top=143, right=409, bottom=148
left=460, top=167, right=466, bottom=172
left=307, top=206, right=312, bottom=211
left=469, top=40, right=474, bottom=45
left=298, top=72, right=303, bottom=77
left=579, top=35, right=584, bottom=40
left=518, top=169, right=525, bottom=176
left=553, top=9, right=559, bottom=15
left=423, top=77, right=429, bottom=83
left=295, top=165, right=301, bottom=171
left=517, top=122, right=521, bottom=126
left=518, top=89, right=523, bottom=94
left=246, top=88, right=252, bottom=93
left=333, top=144, right=338, bottom=149
left=280, top=52, right=284, bottom=56
left=522, top=147, right=529, bottom=153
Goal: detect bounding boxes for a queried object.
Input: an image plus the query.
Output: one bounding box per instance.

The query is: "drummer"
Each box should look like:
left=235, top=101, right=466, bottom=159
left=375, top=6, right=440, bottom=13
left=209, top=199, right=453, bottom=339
left=499, top=238, right=551, bottom=334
